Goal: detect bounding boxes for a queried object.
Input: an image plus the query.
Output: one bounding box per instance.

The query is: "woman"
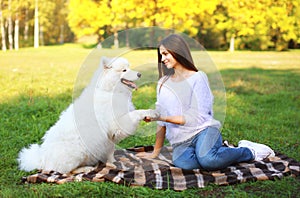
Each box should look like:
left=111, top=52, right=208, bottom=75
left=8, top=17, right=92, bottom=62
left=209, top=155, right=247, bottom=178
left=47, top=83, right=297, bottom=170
left=138, top=34, right=275, bottom=170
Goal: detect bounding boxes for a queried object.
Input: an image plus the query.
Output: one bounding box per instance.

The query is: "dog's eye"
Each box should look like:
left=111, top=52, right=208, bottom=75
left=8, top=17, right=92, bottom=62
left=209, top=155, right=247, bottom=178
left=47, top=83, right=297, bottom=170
left=122, top=69, right=127, bottom=72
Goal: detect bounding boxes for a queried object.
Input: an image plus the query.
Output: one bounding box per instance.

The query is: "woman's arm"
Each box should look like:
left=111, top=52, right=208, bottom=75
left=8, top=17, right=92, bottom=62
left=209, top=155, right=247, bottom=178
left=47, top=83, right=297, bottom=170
left=157, top=115, right=185, bottom=125
left=136, top=125, right=166, bottom=158
left=144, top=115, right=185, bottom=125
left=152, top=125, right=166, bottom=156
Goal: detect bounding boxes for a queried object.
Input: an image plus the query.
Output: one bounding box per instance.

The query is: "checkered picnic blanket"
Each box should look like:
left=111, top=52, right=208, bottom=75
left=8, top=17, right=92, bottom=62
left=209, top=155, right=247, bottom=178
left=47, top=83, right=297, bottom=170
left=22, top=145, right=300, bottom=191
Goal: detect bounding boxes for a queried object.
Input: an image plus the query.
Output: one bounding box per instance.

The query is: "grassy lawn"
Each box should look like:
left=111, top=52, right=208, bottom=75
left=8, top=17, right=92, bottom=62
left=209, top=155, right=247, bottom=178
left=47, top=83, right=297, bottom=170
left=0, top=45, right=299, bottom=197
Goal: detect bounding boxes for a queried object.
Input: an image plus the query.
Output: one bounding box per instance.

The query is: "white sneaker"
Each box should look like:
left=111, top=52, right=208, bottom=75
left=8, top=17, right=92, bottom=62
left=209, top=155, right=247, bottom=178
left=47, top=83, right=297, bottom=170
left=238, top=140, right=275, bottom=161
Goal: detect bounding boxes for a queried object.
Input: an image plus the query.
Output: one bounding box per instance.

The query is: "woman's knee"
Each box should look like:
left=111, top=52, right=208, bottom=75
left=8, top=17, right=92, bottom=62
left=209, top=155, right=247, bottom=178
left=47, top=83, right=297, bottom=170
left=173, top=158, right=200, bottom=170
left=198, top=157, right=224, bottom=171
left=196, top=128, right=222, bottom=158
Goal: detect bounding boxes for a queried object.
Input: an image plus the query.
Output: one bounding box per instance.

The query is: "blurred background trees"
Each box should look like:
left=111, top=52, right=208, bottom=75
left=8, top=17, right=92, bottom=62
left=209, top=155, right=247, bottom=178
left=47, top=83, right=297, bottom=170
left=0, top=0, right=299, bottom=51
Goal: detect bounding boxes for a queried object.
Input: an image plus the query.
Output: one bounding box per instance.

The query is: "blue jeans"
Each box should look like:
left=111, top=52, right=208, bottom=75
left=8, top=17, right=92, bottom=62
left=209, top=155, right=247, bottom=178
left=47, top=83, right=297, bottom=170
left=172, top=127, right=254, bottom=171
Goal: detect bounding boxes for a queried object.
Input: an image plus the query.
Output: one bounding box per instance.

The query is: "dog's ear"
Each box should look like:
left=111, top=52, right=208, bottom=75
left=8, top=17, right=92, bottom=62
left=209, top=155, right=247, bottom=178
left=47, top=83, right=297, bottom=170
left=100, top=56, right=112, bottom=69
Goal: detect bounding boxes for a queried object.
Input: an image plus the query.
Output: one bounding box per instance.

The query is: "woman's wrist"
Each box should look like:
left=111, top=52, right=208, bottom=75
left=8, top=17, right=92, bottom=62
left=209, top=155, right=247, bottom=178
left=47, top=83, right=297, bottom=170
left=157, top=115, right=185, bottom=125
left=152, top=149, right=161, bottom=157
left=157, top=116, right=166, bottom=122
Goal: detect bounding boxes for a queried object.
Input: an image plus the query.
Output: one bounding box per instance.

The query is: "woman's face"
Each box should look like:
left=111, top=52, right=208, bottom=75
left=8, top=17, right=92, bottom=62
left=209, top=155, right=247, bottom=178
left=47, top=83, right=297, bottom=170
left=159, top=45, right=179, bottom=69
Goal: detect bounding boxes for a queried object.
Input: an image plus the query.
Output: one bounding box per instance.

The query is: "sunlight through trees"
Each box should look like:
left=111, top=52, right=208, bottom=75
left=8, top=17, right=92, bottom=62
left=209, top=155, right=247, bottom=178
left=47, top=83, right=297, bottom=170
left=0, top=0, right=299, bottom=51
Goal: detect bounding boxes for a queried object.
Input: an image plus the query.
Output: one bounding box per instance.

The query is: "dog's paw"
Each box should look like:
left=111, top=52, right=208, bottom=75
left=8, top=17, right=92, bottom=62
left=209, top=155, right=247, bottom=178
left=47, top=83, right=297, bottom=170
left=146, top=109, right=160, bottom=121
left=106, top=162, right=117, bottom=169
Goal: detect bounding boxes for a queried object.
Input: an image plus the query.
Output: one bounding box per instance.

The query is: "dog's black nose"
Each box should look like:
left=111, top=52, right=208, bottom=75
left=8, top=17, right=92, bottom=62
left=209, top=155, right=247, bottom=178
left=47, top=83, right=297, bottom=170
left=137, top=73, right=141, bottom=78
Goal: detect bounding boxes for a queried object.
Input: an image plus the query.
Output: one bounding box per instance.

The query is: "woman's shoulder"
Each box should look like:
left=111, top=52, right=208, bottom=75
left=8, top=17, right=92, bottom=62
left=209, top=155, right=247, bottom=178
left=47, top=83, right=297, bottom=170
left=195, top=70, right=207, bottom=77
left=189, top=71, right=208, bottom=82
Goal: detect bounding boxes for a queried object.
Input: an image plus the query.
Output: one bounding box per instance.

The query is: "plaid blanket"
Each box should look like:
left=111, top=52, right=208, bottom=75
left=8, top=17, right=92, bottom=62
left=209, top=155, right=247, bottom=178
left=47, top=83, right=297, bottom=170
left=22, top=145, right=300, bottom=191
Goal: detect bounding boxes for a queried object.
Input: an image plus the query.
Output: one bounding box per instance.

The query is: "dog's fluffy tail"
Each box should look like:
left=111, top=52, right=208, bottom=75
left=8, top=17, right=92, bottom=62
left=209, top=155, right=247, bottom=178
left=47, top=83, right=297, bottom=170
left=18, top=144, right=42, bottom=172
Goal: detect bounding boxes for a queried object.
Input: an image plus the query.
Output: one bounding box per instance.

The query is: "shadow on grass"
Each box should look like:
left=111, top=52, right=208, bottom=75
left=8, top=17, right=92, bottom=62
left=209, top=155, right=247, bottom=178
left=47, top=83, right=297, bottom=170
left=219, top=67, right=299, bottom=161
left=0, top=92, right=72, bottom=148
left=0, top=92, right=72, bottom=189
left=221, top=67, right=300, bottom=95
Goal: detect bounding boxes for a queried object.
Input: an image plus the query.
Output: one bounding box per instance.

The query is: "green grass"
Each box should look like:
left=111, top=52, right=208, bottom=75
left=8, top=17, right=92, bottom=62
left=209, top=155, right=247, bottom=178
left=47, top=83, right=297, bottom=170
left=0, top=45, right=299, bottom=197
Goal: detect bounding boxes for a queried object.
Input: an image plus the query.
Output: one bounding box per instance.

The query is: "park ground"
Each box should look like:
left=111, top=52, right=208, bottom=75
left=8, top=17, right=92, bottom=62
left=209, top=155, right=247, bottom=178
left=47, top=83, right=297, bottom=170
left=0, top=45, right=299, bottom=197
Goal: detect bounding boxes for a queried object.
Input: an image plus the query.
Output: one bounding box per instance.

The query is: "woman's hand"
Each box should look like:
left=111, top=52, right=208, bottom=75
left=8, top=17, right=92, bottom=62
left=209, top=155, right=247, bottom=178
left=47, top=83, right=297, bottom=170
left=136, top=126, right=165, bottom=160
left=136, top=151, right=159, bottom=159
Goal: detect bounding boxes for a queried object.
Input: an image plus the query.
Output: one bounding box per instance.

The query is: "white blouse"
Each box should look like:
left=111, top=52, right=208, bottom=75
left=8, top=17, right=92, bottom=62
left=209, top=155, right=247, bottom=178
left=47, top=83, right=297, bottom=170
left=156, top=71, right=221, bottom=146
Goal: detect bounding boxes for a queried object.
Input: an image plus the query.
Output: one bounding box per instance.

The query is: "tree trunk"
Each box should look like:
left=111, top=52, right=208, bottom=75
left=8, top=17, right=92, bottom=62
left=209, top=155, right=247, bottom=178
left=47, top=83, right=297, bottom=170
left=40, top=25, right=44, bottom=46
left=24, top=8, right=29, bottom=41
left=114, top=31, right=119, bottom=48
left=14, top=13, right=19, bottom=50
left=125, top=29, right=129, bottom=48
left=0, top=9, right=6, bottom=51
left=59, top=24, right=64, bottom=44
left=229, top=35, right=235, bottom=52
left=150, top=26, right=155, bottom=48
left=8, top=0, right=13, bottom=50
left=34, top=0, right=39, bottom=48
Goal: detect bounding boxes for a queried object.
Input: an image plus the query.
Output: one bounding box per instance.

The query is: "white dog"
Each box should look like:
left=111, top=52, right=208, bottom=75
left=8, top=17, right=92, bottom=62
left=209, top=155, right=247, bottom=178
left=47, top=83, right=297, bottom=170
left=18, top=57, right=159, bottom=174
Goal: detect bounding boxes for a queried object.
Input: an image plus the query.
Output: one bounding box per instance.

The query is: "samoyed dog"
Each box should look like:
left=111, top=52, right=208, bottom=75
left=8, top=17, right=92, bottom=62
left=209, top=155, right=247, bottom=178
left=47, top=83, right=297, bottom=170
left=18, top=56, right=159, bottom=174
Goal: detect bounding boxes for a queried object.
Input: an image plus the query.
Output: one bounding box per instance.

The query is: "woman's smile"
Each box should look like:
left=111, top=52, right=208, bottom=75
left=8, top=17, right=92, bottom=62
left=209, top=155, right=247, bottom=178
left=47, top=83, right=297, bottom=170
left=159, top=45, right=178, bottom=69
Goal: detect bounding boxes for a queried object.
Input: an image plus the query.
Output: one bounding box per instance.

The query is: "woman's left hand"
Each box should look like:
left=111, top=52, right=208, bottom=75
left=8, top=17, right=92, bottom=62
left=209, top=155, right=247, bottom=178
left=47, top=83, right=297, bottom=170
left=136, top=151, right=159, bottom=159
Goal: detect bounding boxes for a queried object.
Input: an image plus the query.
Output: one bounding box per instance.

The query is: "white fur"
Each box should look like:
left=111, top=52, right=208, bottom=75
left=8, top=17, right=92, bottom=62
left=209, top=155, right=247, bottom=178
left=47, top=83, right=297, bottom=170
left=18, top=57, right=159, bottom=173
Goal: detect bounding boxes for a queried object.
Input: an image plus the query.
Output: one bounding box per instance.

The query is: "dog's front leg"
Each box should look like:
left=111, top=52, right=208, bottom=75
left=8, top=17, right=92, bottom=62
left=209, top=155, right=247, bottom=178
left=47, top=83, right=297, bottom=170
left=106, top=147, right=117, bottom=169
left=107, top=150, right=116, bottom=163
left=117, top=109, right=160, bottom=135
left=109, top=109, right=159, bottom=143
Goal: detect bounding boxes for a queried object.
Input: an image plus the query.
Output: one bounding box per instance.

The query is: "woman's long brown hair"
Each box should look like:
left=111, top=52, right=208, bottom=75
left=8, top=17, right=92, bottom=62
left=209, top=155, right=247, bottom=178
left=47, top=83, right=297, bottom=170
left=157, top=34, right=198, bottom=92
